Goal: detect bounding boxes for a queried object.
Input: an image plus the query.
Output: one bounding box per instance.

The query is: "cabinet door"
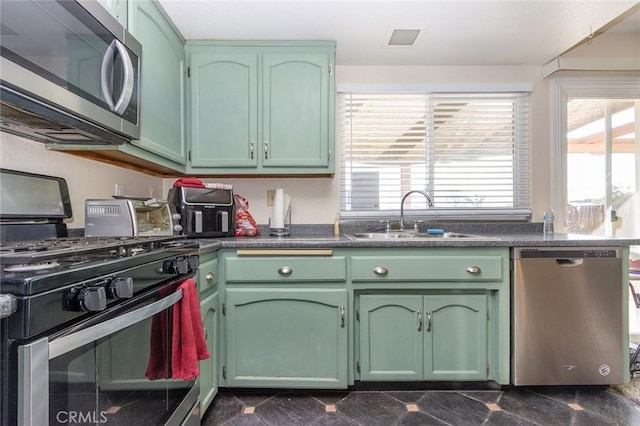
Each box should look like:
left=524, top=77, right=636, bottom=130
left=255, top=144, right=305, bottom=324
left=262, top=52, right=332, bottom=168
left=359, top=295, right=424, bottom=380
left=190, top=52, right=258, bottom=168
left=424, top=294, right=488, bottom=380
left=97, top=0, right=127, bottom=27
left=225, top=288, right=348, bottom=388
left=200, top=291, right=219, bottom=415
left=129, top=0, right=187, bottom=164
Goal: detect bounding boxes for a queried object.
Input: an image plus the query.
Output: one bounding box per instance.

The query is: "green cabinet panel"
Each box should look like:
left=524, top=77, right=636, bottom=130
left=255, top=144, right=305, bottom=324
left=128, top=0, right=187, bottom=164
left=262, top=53, right=331, bottom=168
left=198, top=253, right=218, bottom=413
left=225, top=288, right=348, bottom=388
left=189, top=52, right=258, bottom=168
left=97, top=0, right=128, bottom=27
left=200, top=291, right=219, bottom=415
left=186, top=41, right=335, bottom=175
left=424, top=294, right=487, bottom=380
left=351, top=254, right=504, bottom=282
left=359, top=293, right=488, bottom=381
left=359, top=295, right=424, bottom=380
left=199, top=257, right=218, bottom=295
left=225, top=256, right=346, bottom=282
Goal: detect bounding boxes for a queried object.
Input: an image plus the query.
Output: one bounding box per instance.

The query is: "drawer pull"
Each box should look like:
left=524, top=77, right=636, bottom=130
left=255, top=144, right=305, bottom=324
left=340, top=306, right=345, bottom=328
left=417, top=310, right=423, bottom=332
left=206, top=272, right=215, bottom=281
left=278, top=266, right=293, bottom=276
left=373, top=266, right=389, bottom=276
left=466, top=265, right=481, bottom=274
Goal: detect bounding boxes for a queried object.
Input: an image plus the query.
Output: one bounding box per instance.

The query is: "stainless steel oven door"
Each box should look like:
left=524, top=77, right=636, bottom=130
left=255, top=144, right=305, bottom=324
left=18, top=283, right=200, bottom=426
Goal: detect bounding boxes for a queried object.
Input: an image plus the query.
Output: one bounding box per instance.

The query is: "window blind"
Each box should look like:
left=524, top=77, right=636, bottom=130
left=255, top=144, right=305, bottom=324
left=338, top=92, right=531, bottom=220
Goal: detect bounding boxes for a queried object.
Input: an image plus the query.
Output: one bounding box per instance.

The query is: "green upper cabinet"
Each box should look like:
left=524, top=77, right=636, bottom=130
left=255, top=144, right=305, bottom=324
left=189, top=51, right=259, bottom=168
left=128, top=0, right=187, bottom=165
left=186, top=41, right=336, bottom=175
left=97, top=0, right=128, bottom=27
left=261, top=52, right=331, bottom=168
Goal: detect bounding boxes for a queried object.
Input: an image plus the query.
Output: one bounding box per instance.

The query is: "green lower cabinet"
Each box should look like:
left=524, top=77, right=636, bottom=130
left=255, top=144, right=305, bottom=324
left=199, top=291, right=219, bottom=415
left=359, top=295, right=424, bottom=380
left=359, top=293, right=488, bottom=381
left=225, top=288, right=348, bottom=388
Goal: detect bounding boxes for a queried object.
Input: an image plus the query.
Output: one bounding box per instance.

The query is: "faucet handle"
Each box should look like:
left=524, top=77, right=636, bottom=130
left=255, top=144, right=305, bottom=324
left=413, top=220, right=425, bottom=232
left=378, top=219, right=391, bottom=233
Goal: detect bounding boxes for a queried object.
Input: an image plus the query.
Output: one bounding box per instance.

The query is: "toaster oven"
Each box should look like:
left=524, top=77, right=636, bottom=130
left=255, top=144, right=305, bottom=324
left=85, top=198, right=181, bottom=237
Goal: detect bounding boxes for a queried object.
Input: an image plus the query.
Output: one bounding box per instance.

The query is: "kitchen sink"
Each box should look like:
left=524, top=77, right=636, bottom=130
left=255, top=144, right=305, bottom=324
left=345, top=231, right=496, bottom=240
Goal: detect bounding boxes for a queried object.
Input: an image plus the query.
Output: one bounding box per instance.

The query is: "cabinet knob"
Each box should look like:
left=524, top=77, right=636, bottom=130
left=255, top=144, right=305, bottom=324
left=206, top=272, right=214, bottom=281
left=278, top=266, right=293, bottom=276
left=466, top=265, right=481, bottom=274
left=373, top=266, right=389, bottom=276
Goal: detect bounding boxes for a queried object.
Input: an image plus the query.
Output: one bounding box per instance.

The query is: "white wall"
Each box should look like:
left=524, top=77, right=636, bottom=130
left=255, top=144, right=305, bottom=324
left=0, top=133, right=163, bottom=229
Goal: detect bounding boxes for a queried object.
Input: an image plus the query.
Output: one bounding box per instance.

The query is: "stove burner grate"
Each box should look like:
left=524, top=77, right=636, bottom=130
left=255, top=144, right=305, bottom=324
left=3, top=262, right=60, bottom=272
left=0, top=236, right=188, bottom=266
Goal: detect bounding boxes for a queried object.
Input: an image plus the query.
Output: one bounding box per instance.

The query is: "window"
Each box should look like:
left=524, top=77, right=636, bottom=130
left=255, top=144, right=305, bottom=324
left=338, top=92, right=531, bottom=220
left=550, top=77, right=640, bottom=237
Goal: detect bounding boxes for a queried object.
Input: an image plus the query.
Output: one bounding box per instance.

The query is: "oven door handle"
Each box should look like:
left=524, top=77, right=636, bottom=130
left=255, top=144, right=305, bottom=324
left=49, top=288, right=183, bottom=359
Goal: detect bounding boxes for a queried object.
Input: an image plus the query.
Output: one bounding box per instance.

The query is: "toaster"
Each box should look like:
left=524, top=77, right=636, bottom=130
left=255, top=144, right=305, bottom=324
left=85, top=197, right=182, bottom=237
left=167, top=186, right=235, bottom=238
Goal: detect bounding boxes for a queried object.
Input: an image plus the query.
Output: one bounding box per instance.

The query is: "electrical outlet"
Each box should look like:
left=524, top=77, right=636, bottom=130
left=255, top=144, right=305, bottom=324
left=115, top=183, right=125, bottom=196
left=267, top=189, right=276, bottom=206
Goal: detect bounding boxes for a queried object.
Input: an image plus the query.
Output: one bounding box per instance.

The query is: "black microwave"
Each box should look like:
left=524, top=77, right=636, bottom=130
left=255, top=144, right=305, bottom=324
left=0, top=0, right=141, bottom=144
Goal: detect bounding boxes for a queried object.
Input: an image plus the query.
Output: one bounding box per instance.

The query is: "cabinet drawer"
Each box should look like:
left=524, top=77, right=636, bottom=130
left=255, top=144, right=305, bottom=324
left=351, top=255, right=504, bottom=282
left=226, top=256, right=347, bottom=282
left=199, top=258, right=218, bottom=294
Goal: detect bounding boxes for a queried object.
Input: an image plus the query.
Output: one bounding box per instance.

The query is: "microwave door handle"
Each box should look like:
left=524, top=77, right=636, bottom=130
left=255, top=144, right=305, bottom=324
left=100, top=40, right=135, bottom=114
left=101, top=40, right=117, bottom=111
left=48, top=289, right=183, bottom=359
left=112, top=39, right=135, bottom=115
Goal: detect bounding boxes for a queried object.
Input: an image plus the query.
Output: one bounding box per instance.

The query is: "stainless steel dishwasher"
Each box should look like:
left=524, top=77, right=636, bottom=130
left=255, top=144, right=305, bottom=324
left=512, top=247, right=625, bottom=385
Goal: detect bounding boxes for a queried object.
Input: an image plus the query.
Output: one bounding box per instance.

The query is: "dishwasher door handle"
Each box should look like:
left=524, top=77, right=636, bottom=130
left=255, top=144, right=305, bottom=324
left=555, top=259, right=584, bottom=266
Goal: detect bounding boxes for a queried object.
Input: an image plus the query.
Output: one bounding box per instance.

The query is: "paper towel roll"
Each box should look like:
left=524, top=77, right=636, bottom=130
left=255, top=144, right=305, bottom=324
left=271, top=188, right=285, bottom=229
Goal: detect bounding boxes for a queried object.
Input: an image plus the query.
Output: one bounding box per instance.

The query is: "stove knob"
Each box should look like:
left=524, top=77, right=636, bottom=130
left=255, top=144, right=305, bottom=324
left=77, top=287, right=107, bottom=312
left=108, top=277, right=133, bottom=299
left=172, top=213, right=181, bottom=221
left=188, top=255, right=199, bottom=271
left=163, top=258, right=189, bottom=274
left=174, top=224, right=183, bottom=232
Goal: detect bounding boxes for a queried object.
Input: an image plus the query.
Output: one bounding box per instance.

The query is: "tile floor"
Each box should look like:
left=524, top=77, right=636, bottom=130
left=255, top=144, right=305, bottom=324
left=202, top=386, right=640, bottom=425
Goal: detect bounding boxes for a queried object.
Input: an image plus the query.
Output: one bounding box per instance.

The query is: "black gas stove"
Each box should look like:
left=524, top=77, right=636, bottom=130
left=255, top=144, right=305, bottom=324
left=0, top=170, right=203, bottom=426
left=0, top=235, right=199, bottom=296
left=1, top=235, right=200, bottom=339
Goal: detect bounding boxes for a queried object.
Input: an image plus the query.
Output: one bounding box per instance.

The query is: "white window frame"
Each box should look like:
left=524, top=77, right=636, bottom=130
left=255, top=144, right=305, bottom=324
left=549, top=76, right=640, bottom=231
left=338, top=84, right=533, bottom=222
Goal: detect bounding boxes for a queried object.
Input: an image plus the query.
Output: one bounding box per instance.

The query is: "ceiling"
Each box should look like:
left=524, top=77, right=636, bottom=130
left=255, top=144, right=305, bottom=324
left=159, top=0, right=640, bottom=66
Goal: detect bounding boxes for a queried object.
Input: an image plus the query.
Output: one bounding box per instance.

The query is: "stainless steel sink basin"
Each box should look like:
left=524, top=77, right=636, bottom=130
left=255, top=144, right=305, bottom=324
left=346, top=231, right=495, bottom=240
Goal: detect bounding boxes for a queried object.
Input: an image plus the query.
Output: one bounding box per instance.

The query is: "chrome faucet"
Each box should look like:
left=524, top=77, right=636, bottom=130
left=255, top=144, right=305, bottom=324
left=400, top=190, right=433, bottom=231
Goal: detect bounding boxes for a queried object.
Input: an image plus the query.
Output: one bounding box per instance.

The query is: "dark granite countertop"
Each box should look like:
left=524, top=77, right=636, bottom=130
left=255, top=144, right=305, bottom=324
left=197, top=222, right=640, bottom=252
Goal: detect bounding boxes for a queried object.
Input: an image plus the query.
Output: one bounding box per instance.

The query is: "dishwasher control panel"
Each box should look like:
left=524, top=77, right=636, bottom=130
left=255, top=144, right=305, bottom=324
left=514, top=247, right=620, bottom=259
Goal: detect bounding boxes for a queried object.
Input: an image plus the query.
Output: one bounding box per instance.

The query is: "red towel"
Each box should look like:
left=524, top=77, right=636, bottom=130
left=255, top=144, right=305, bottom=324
left=172, top=278, right=210, bottom=380
left=173, top=177, right=206, bottom=188
left=146, top=278, right=210, bottom=380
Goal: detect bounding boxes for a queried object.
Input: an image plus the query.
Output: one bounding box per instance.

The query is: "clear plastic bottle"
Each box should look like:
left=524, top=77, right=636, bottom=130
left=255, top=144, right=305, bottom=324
left=543, top=208, right=555, bottom=237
